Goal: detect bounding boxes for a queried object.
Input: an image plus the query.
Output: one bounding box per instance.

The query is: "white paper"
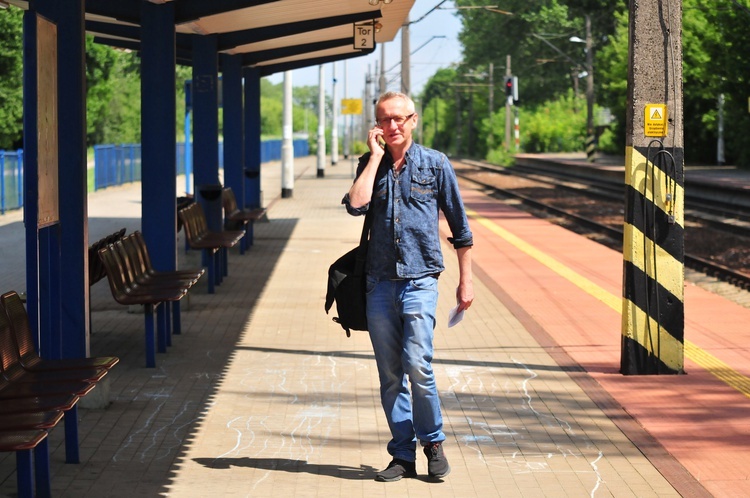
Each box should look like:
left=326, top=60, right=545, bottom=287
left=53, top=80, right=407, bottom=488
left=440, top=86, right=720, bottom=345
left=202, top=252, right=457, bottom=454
left=448, top=304, right=464, bottom=328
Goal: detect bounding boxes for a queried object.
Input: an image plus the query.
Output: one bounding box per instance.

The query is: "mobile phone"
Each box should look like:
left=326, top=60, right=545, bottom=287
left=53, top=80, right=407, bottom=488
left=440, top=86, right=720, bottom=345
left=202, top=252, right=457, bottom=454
left=378, top=136, right=386, bottom=149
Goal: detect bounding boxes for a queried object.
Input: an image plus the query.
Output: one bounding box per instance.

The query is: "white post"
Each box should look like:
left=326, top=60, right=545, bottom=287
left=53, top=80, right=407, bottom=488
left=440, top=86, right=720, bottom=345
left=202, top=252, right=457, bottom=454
left=343, top=60, right=350, bottom=159
left=331, top=62, right=339, bottom=165
left=317, top=65, right=326, bottom=178
left=281, top=70, right=294, bottom=198
left=401, top=17, right=410, bottom=96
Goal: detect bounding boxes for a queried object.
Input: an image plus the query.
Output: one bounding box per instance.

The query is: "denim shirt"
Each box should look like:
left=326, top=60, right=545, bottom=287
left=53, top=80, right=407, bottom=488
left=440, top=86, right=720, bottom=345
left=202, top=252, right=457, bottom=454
left=343, top=142, right=473, bottom=280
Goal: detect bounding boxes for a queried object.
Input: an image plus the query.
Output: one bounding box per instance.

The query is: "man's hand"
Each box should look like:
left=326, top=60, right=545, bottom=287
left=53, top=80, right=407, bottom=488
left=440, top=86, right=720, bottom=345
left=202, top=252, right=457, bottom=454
left=456, top=280, right=474, bottom=313
left=367, top=126, right=386, bottom=158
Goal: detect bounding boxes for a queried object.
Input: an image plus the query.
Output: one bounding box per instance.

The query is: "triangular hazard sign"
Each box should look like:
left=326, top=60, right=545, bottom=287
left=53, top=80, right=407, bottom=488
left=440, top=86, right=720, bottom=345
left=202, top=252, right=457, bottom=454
left=650, top=108, right=663, bottom=120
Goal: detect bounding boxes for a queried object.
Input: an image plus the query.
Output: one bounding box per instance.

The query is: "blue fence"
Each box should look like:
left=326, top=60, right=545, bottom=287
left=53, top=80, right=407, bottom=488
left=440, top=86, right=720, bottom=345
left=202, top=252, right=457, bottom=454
left=93, top=143, right=143, bottom=190
left=0, top=150, right=24, bottom=214
left=0, top=138, right=310, bottom=211
left=96, top=139, right=309, bottom=191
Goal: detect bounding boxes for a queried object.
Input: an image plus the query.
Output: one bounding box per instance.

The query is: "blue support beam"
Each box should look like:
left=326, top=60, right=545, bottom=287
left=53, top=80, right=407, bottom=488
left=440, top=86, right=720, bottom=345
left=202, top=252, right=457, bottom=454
left=22, top=5, right=42, bottom=356
left=141, top=1, right=177, bottom=274
left=23, top=0, right=63, bottom=360
left=243, top=67, right=262, bottom=212
left=221, top=54, right=244, bottom=210
left=57, top=0, right=90, bottom=359
left=221, top=54, right=245, bottom=251
left=192, top=35, right=222, bottom=236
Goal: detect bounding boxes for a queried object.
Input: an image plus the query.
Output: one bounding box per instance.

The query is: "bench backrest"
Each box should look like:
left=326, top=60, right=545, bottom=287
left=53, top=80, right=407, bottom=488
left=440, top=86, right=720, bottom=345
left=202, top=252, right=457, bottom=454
left=98, top=244, right=133, bottom=301
left=222, top=187, right=240, bottom=216
left=0, top=291, right=41, bottom=371
left=179, top=202, right=210, bottom=242
left=0, top=302, right=26, bottom=382
left=88, top=228, right=127, bottom=286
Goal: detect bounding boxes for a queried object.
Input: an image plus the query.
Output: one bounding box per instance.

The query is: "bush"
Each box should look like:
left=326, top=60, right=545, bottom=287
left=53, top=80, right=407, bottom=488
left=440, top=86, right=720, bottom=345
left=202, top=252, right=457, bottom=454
left=485, top=147, right=515, bottom=167
left=520, top=90, right=587, bottom=153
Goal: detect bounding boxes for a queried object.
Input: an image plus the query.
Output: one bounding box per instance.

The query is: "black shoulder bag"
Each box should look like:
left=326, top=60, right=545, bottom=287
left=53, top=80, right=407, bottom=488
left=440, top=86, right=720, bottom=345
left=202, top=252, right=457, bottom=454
left=324, top=209, right=373, bottom=337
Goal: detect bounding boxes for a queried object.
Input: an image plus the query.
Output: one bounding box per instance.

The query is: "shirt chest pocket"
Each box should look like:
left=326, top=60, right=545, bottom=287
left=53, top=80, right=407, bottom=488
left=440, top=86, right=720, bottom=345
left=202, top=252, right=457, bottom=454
left=410, top=173, right=437, bottom=202
left=374, top=177, right=388, bottom=201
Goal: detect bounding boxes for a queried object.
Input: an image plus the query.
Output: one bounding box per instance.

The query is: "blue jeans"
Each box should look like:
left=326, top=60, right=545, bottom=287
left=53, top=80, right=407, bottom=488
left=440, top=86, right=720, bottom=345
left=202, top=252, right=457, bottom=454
left=366, top=275, right=445, bottom=462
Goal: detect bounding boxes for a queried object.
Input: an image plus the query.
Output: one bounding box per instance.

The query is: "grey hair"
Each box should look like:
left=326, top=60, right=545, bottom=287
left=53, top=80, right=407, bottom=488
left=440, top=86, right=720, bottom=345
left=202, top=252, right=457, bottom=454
left=376, top=91, right=416, bottom=114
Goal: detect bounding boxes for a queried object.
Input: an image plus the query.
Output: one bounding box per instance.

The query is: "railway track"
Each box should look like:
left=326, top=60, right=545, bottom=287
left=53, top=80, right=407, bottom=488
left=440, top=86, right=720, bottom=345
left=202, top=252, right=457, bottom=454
left=454, top=158, right=750, bottom=291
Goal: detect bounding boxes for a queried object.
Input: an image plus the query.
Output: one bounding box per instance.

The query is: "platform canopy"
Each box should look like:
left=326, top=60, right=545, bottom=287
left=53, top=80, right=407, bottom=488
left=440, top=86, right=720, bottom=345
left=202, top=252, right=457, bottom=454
left=4, top=0, right=414, bottom=75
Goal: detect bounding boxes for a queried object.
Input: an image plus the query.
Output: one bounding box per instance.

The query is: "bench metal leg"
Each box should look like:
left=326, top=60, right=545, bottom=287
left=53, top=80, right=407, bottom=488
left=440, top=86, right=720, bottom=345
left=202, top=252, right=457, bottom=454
left=239, top=224, right=248, bottom=254
left=165, top=302, right=172, bottom=345
left=205, top=250, right=215, bottom=293
left=215, top=250, right=224, bottom=285
left=145, top=303, right=156, bottom=367
left=16, top=449, right=34, bottom=498
left=173, top=301, right=182, bottom=335
left=222, top=247, right=229, bottom=277
left=157, top=303, right=168, bottom=352
left=34, top=438, right=51, bottom=498
left=247, top=222, right=255, bottom=248
left=64, top=405, right=80, bottom=464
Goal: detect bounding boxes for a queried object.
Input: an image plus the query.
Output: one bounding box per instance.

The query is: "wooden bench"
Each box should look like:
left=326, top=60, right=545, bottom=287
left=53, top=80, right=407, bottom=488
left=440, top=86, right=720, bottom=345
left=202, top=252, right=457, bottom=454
left=1, top=291, right=119, bottom=374
left=98, top=235, right=200, bottom=367
left=222, top=187, right=266, bottom=253
left=88, top=228, right=127, bottom=333
left=118, top=231, right=204, bottom=341
left=178, top=202, right=244, bottom=293
left=0, top=289, right=118, bottom=496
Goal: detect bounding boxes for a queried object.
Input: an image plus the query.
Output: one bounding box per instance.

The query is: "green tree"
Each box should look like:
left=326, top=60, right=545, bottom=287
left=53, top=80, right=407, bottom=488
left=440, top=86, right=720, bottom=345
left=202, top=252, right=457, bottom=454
left=696, top=0, right=750, bottom=166
left=425, top=0, right=626, bottom=160
left=0, top=7, right=23, bottom=149
left=85, top=39, right=143, bottom=145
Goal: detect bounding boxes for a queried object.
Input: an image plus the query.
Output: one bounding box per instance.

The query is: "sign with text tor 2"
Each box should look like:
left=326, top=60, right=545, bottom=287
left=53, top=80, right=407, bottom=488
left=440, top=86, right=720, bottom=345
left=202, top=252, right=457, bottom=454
left=353, top=23, right=374, bottom=49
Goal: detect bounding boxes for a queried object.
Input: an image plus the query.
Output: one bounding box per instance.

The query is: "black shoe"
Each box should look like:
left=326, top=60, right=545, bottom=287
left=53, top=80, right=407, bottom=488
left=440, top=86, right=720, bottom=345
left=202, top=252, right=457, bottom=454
left=423, top=442, right=451, bottom=478
left=375, top=458, right=417, bottom=482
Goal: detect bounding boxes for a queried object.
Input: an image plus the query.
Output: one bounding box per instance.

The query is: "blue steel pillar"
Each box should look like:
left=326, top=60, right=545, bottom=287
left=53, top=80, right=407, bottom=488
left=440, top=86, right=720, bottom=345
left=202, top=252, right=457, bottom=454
left=221, top=54, right=244, bottom=205
left=191, top=35, right=222, bottom=233
left=24, top=0, right=83, bottom=465
left=221, top=54, right=247, bottom=251
left=140, top=1, right=177, bottom=271
left=23, top=0, right=62, bottom=360
left=141, top=1, right=177, bottom=350
left=243, top=67, right=262, bottom=211
left=57, top=0, right=89, bottom=359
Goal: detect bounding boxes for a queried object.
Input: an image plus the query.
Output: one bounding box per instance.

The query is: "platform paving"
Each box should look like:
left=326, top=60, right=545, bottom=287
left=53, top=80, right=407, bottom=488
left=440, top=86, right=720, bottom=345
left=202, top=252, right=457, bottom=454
left=0, top=155, right=726, bottom=497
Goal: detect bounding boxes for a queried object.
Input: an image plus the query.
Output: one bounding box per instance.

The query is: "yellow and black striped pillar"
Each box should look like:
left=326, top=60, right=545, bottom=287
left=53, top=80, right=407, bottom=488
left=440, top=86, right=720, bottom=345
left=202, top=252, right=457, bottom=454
left=621, top=145, right=685, bottom=374
left=621, top=0, right=684, bottom=374
left=585, top=134, right=596, bottom=162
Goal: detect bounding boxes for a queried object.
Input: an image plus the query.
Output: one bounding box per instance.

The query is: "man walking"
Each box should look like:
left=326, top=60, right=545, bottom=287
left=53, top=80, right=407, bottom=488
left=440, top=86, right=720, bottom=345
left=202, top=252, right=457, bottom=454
left=343, top=91, right=474, bottom=481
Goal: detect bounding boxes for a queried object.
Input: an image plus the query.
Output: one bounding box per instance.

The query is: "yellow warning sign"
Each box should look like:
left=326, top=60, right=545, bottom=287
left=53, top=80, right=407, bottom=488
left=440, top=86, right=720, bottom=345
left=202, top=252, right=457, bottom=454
left=341, top=98, right=362, bottom=115
left=644, top=104, right=667, bottom=137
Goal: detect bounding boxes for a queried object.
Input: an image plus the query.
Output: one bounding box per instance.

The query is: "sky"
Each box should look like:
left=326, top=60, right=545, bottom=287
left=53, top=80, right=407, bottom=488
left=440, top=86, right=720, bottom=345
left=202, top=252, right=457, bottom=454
left=264, top=0, right=464, bottom=100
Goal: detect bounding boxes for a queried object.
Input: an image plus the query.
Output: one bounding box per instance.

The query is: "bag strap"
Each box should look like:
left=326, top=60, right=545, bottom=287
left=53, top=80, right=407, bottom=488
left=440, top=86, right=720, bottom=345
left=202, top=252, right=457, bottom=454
left=354, top=208, right=373, bottom=276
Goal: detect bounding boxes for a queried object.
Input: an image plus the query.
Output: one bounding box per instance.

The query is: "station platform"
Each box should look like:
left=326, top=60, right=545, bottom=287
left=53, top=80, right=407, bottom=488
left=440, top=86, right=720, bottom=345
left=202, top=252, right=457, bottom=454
left=1, top=154, right=748, bottom=497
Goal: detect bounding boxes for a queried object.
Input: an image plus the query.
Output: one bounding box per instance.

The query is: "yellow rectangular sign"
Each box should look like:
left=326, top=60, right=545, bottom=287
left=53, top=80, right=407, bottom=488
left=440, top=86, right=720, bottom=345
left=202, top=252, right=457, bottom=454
left=644, top=104, right=667, bottom=137
left=341, top=98, right=362, bottom=115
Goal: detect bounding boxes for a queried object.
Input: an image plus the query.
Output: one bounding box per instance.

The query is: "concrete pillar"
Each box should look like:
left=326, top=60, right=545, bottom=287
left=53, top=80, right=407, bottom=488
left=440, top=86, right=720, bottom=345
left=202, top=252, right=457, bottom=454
left=281, top=71, right=294, bottom=198
left=621, top=0, right=685, bottom=375
left=317, top=65, right=326, bottom=178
